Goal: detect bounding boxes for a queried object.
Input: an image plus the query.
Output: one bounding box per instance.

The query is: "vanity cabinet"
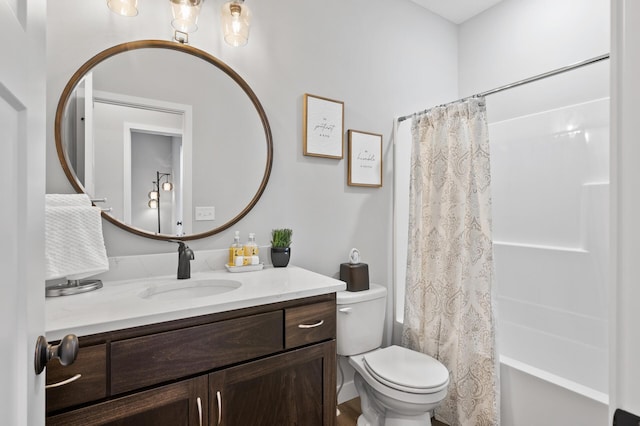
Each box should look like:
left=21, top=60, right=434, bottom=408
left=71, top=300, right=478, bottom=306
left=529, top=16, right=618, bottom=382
left=46, top=294, right=337, bottom=426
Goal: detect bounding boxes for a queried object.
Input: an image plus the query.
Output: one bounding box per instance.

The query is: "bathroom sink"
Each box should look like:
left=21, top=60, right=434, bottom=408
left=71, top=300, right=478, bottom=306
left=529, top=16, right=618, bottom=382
left=139, top=278, right=242, bottom=301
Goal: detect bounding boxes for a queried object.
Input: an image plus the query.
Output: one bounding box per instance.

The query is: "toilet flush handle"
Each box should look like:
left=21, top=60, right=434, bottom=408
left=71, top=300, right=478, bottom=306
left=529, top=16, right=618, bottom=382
left=338, top=307, right=352, bottom=314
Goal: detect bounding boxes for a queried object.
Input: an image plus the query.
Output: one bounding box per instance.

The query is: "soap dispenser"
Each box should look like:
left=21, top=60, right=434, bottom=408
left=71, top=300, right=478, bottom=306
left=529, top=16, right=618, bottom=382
left=229, top=231, right=242, bottom=266
left=243, top=233, right=259, bottom=265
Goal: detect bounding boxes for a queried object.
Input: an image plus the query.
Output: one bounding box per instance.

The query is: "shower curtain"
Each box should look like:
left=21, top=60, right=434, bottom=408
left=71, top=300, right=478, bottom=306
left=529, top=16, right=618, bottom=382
left=401, top=97, right=499, bottom=426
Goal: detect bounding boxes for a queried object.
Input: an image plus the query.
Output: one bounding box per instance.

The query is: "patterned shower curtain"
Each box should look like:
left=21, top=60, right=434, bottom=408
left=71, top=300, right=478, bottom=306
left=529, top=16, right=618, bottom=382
left=401, top=97, right=499, bottom=426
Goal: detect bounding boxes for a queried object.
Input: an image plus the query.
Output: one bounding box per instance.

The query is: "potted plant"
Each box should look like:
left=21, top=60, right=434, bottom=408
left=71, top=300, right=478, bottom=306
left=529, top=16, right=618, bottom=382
left=270, top=228, right=292, bottom=267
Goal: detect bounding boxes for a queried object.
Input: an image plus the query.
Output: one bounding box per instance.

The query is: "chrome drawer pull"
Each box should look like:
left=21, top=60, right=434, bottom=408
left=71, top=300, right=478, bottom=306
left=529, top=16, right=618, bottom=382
left=216, top=390, right=222, bottom=426
left=298, top=320, right=324, bottom=329
left=45, top=373, right=82, bottom=389
left=196, top=397, right=203, bottom=426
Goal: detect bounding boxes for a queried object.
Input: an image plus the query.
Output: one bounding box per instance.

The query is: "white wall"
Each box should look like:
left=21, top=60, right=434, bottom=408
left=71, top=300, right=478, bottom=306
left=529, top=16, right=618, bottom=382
left=611, top=0, right=640, bottom=419
left=458, top=0, right=609, bottom=97
left=46, top=0, right=458, bottom=290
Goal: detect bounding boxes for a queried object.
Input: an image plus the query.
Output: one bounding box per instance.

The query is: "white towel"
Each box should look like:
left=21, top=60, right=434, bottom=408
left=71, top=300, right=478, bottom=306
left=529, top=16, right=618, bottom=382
left=45, top=195, right=109, bottom=281
left=45, top=193, right=93, bottom=207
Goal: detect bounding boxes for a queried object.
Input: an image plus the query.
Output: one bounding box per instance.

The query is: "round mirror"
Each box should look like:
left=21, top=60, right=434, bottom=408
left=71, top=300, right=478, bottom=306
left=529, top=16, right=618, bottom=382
left=55, top=40, right=273, bottom=241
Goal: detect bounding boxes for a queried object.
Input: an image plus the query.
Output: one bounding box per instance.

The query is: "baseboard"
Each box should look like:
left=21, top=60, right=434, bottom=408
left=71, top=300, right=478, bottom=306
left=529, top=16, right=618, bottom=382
left=338, top=380, right=358, bottom=404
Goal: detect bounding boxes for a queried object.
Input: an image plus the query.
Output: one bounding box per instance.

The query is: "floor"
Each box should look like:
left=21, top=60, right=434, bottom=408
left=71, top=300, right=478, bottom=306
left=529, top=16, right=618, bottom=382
left=337, top=398, right=448, bottom=426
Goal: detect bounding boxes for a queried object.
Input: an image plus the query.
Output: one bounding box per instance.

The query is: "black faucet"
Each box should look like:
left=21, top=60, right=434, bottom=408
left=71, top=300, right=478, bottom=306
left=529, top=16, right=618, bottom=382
left=173, top=241, right=194, bottom=279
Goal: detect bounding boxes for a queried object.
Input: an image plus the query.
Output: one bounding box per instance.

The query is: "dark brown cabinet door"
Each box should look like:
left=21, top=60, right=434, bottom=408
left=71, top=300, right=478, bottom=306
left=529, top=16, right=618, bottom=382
left=47, top=376, right=208, bottom=426
left=209, top=340, right=336, bottom=426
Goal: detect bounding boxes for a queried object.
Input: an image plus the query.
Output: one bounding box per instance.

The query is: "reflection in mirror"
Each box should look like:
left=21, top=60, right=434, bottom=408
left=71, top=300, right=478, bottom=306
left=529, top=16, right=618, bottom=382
left=56, top=40, right=272, bottom=241
left=71, top=78, right=188, bottom=235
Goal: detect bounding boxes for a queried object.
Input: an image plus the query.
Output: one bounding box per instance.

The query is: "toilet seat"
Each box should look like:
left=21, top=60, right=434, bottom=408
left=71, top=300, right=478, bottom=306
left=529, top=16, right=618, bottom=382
left=362, top=345, right=449, bottom=394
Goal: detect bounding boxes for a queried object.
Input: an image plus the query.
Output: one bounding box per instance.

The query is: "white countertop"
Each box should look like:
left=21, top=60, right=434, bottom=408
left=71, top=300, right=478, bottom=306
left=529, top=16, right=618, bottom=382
left=46, top=266, right=346, bottom=341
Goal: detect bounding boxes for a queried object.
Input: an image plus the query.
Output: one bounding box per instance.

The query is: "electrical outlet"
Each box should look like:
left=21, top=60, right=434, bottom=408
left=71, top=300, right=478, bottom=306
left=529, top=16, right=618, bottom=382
left=195, top=206, right=215, bottom=221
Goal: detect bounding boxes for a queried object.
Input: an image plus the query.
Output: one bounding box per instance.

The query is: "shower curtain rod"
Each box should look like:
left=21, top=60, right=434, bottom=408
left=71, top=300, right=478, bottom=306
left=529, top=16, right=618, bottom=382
left=396, top=53, right=610, bottom=123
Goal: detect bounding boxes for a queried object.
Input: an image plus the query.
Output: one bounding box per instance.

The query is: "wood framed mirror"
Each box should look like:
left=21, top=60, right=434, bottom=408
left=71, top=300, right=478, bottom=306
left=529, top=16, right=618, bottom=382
left=55, top=40, right=273, bottom=241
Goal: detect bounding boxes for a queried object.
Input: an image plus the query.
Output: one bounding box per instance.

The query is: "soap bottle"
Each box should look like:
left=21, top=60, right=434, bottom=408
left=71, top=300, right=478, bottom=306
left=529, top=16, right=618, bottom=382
left=228, top=231, right=242, bottom=266
left=243, top=233, right=259, bottom=265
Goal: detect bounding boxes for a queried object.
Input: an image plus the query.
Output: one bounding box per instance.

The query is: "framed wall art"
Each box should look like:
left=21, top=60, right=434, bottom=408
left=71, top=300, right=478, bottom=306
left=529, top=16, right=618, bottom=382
left=303, top=93, right=344, bottom=159
left=348, top=130, right=383, bottom=187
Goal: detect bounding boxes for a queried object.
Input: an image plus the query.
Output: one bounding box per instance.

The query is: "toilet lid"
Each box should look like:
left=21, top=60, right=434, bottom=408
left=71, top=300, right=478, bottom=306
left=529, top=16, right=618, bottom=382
left=363, top=346, right=449, bottom=393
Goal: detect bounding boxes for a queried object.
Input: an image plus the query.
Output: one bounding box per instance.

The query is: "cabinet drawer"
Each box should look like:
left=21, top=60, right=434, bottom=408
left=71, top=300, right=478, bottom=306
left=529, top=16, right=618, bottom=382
left=111, top=310, right=283, bottom=395
left=46, top=344, right=107, bottom=413
left=47, top=375, right=207, bottom=426
left=285, top=301, right=336, bottom=349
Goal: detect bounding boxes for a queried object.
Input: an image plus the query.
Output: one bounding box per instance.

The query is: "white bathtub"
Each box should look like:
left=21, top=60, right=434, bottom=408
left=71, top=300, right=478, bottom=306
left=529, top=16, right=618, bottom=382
left=500, top=355, right=608, bottom=425
left=494, top=238, right=610, bottom=425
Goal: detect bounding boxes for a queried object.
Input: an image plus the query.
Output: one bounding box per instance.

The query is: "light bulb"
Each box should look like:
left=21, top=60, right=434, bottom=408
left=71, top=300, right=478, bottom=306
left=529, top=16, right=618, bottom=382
left=232, top=17, right=241, bottom=34
left=107, top=0, right=138, bottom=17
left=222, top=1, right=251, bottom=47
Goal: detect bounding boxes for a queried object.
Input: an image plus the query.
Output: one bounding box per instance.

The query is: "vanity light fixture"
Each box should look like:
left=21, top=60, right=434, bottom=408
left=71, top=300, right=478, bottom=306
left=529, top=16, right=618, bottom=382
left=107, top=0, right=254, bottom=46
left=107, top=0, right=138, bottom=17
left=221, top=0, right=251, bottom=47
left=171, top=0, right=202, bottom=43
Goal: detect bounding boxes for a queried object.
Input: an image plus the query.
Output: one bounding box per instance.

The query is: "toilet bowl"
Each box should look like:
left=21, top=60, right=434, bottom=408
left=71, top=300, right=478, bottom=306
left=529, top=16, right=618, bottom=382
left=350, top=346, right=449, bottom=426
left=337, top=284, right=449, bottom=426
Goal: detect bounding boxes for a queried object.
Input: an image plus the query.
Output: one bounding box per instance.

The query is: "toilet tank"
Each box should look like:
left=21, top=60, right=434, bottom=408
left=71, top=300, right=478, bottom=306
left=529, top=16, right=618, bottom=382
left=336, top=283, right=387, bottom=356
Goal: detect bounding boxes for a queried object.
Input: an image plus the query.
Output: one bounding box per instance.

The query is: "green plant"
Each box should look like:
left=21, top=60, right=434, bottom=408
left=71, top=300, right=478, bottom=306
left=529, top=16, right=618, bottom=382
left=271, top=228, right=293, bottom=248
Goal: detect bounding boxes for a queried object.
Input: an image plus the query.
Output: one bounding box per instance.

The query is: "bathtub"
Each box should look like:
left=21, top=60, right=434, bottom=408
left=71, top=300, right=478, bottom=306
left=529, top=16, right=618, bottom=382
left=500, top=355, right=608, bottom=425
left=494, top=238, right=609, bottom=425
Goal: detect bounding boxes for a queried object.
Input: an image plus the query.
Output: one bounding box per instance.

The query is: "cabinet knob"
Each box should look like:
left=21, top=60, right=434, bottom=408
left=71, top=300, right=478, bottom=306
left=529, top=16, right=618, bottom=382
left=34, top=334, right=79, bottom=375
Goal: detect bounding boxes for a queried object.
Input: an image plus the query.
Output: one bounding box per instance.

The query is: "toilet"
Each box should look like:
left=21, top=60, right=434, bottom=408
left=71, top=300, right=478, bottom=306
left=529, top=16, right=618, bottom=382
left=337, top=284, right=449, bottom=426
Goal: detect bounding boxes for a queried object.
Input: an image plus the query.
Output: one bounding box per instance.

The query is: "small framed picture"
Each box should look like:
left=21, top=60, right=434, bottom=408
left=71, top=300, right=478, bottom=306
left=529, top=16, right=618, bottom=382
left=303, top=93, right=344, bottom=159
left=348, top=130, right=383, bottom=187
